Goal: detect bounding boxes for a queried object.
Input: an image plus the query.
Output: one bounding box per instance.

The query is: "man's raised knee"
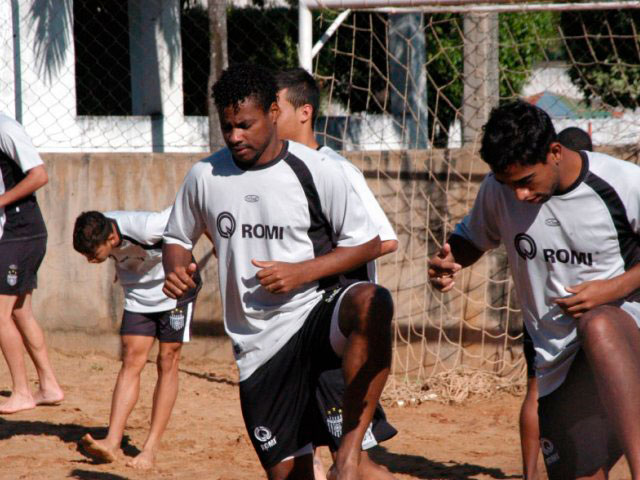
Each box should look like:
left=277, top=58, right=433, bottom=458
left=340, top=283, right=393, bottom=336
left=577, top=305, right=621, bottom=342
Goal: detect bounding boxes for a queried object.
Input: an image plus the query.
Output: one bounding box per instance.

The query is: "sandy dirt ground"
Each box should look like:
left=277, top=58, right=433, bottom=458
left=0, top=336, right=630, bottom=480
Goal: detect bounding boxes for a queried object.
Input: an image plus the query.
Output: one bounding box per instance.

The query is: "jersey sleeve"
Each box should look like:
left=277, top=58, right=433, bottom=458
left=340, top=161, right=397, bottom=242
left=139, top=207, right=172, bottom=245
left=163, top=164, right=207, bottom=250
left=452, top=174, right=502, bottom=251
left=0, top=117, right=43, bottom=173
left=315, top=158, right=378, bottom=247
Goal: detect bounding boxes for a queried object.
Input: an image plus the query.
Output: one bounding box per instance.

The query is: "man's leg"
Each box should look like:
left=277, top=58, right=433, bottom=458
left=577, top=305, right=640, bottom=479
left=128, top=341, right=182, bottom=469
left=520, top=377, right=539, bottom=480
left=82, top=334, right=154, bottom=462
left=266, top=453, right=315, bottom=480
left=333, top=283, right=393, bottom=479
left=12, top=292, right=63, bottom=406
left=0, top=293, right=36, bottom=413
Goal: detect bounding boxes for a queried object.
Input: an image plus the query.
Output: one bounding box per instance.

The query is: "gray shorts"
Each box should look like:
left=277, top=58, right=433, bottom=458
left=120, top=301, right=195, bottom=343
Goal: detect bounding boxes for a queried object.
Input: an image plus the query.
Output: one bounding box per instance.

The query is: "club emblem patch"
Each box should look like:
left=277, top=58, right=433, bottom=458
left=169, top=308, right=185, bottom=330
left=6, top=265, right=18, bottom=287
left=326, top=407, right=343, bottom=438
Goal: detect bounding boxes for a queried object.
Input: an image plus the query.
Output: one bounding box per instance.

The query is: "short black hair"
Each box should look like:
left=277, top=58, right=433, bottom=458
left=558, top=127, right=593, bottom=152
left=212, top=63, right=277, bottom=113
left=73, top=211, right=112, bottom=255
left=480, top=100, right=557, bottom=174
left=275, top=68, right=320, bottom=124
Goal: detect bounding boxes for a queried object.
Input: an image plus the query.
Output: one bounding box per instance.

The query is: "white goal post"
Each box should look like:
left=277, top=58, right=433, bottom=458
left=299, top=0, right=640, bottom=71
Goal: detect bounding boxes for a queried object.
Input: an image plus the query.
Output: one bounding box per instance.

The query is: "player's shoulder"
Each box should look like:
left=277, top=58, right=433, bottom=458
left=318, top=145, right=362, bottom=174
left=104, top=210, right=154, bottom=235
left=587, top=150, right=640, bottom=180
left=0, top=114, right=27, bottom=144
left=286, top=140, right=326, bottom=163
left=185, top=148, right=235, bottom=180
left=285, top=140, right=344, bottom=177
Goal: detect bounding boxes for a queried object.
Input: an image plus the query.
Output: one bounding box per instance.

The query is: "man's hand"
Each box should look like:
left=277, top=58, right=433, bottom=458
left=252, top=259, right=309, bottom=294
left=427, top=243, right=462, bottom=292
left=163, top=262, right=197, bottom=299
left=554, top=277, right=624, bottom=318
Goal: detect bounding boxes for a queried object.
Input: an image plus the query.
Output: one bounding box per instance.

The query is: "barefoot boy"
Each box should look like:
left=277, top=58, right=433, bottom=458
left=73, top=208, right=200, bottom=469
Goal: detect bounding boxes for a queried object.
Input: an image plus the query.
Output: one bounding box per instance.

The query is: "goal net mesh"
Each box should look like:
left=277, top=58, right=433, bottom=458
left=308, top=4, right=640, bottom=403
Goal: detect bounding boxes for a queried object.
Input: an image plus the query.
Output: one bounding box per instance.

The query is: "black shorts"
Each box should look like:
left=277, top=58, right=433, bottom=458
left=239, top=288, right=345, bottom=469
left=538, top=350, right=623, bottom=479
left=314, top=368, right=397, bottom=451
left=120, top=301, right=195, bottom=343
left=523, top=328, right=536, bottom=379
left=0, top=236, right=46, bottom=295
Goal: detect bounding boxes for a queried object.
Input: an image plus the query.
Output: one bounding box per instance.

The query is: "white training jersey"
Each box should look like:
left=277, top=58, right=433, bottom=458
left=0, top=113, right=46, bottom=241
left=105, top=208, right=178, bottom=313
left=454, top=151, right=640, bottom=397
left=164, top=141, right=378, bottom=381
left=319, top=146, right=397, bottom=282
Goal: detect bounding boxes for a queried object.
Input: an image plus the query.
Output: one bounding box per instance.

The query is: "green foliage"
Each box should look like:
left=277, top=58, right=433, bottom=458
left=561, top=10, right=640, bottom=109
left=498, top=11, right=559, bottom=99
left=227, top=7, right=300, bottom=71
left=424, top=12, right=558, bottom=146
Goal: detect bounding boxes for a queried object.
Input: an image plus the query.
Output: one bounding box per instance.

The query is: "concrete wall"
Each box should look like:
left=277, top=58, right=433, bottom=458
left=33, top=147, right=639, bottom=365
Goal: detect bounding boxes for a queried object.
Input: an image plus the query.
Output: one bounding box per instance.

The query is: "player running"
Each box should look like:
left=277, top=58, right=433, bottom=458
left=275, top=67, right=398, bottom=480
left=73, top=208, right=201, bottom=469
left=0, top=113, right=63, bottom=414
left=429, top=100, right=640, bottom=480
left=162, top=63, right=393, bottom=480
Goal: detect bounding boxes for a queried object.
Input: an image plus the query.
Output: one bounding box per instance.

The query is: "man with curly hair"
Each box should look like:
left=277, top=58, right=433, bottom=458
left=429, top=100, right=640, bottom=480
left=162, top=63, right=393, bottom=480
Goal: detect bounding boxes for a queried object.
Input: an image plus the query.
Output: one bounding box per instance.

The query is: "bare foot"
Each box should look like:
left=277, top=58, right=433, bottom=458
left=33, top=387, right=64, bottom=406
left=329, top=461, right=359, bottom=480
left=127, top=448, right=156, bottom=470
left=80, top=433, right=119, bottom=463
left=0, top=392, right=36, bottom=414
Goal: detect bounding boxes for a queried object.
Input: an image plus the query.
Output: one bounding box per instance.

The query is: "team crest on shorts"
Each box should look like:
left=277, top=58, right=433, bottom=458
left=326, top=406, right=343, bottom=438
left=540, top=437, right=560, bottom=465
left=6, top=265, right=18, bottom=287
left=169, top=308, right=185, bottom=330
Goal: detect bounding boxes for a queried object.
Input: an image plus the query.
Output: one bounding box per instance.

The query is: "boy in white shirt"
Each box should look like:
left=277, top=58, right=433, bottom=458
left=73, top=208, right=200, bottom=470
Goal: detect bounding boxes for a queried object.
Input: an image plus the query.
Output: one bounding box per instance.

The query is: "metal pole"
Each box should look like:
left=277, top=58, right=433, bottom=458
left=299, top=1, right=313, bottom=72
left=311, top=9, right=351, bottom=59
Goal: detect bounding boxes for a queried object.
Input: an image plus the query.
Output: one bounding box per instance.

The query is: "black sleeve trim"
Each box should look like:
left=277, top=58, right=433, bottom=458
left=122, top=235, right=163, bottom=251
left=584, top=172, right=640, bottom=270
left=283, top=153, right=338, bottom=290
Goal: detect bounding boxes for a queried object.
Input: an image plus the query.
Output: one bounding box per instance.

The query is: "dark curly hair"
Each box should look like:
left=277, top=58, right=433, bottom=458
left=212, top=63, right=277, bottom=113
left=275, top=68, right=320, bottom=125
left=480, top=100, right=557, bottom=174
left=73, top=211, right=112, bottom=255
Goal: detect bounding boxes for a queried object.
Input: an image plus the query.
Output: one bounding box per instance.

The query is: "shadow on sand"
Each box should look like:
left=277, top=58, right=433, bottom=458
left=0, top=417, right=140, bottom=462
left=369, top=446, right=522, bottom=480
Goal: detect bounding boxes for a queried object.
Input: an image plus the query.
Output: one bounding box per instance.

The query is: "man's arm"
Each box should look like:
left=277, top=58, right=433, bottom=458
left=428, top=234, right=485, bottom=292
left=0, top=165, right=48, bottom=208
left=555, top=262, right=640, bottom=318
left=253, top=236, right=380, bottom=294
left=162, top=243, right=198, bottom=299
left=380, top=239, right=398, bottom=256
